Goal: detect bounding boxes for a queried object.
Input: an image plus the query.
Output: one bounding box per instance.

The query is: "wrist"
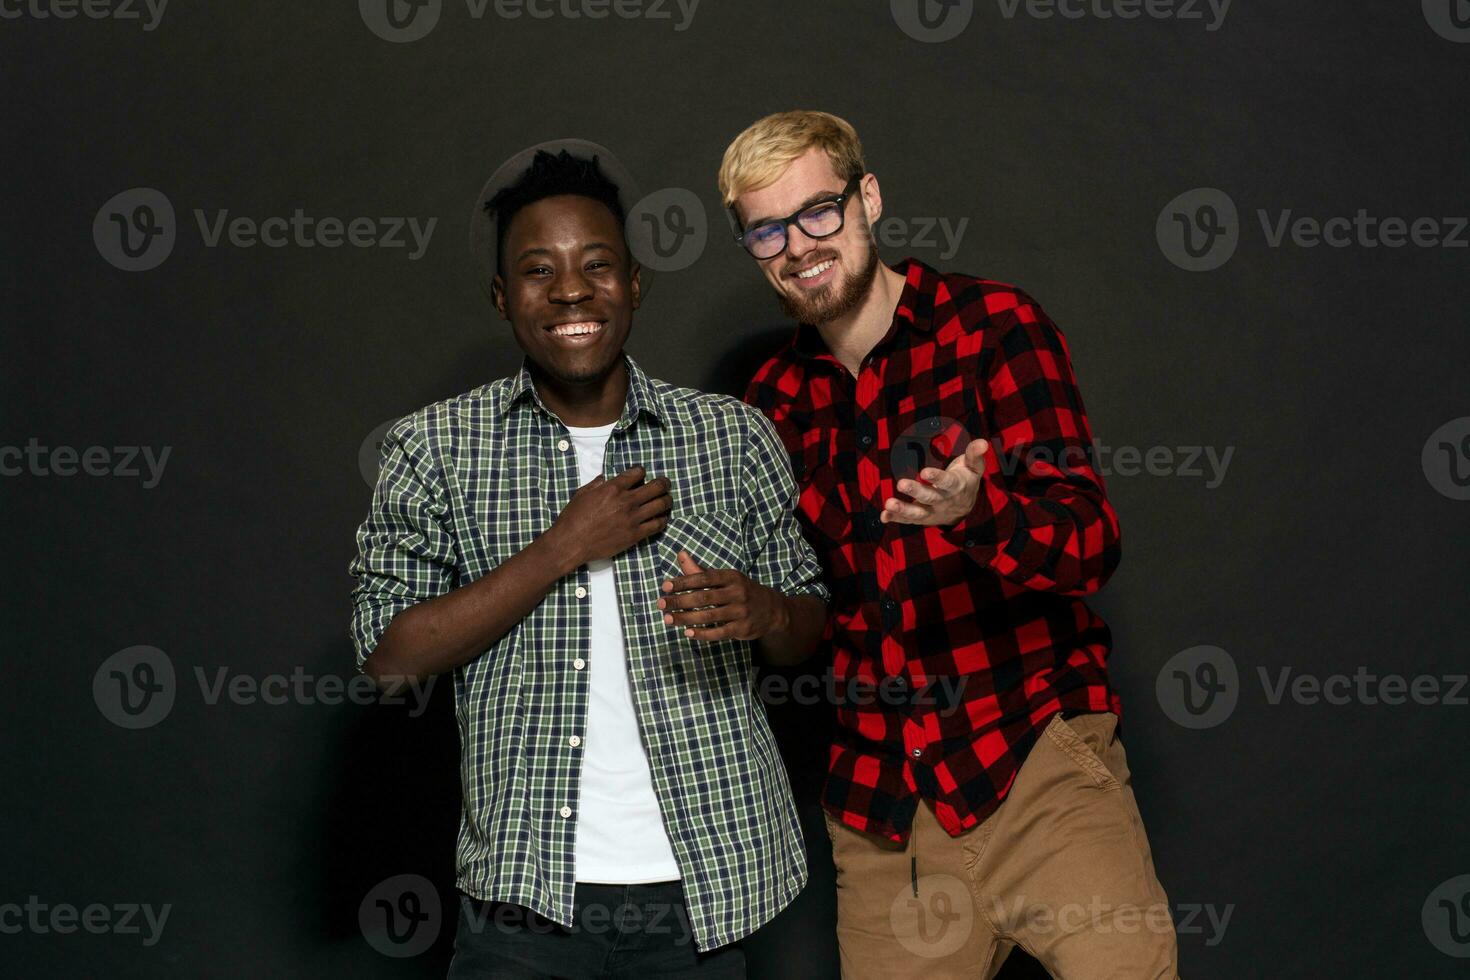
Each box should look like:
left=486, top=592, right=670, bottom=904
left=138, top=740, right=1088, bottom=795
left=537, top=525, right=585, bottom=578
left=768, top=588, right=793, bottom=637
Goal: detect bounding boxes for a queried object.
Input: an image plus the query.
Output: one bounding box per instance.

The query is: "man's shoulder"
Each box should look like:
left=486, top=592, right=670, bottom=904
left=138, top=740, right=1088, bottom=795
left=646, top=376, right=763, bottom=431
left=928, top=267, right=1052, bottom=336
left=382, top=377, right=513, bottom=446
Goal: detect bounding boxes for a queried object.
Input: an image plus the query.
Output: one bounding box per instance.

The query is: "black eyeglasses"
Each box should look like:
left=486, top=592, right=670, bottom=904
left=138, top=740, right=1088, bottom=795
left=732, top=175, right=862, bottom=260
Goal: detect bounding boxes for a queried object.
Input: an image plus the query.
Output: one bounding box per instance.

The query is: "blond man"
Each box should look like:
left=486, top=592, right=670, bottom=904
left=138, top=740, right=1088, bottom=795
left=718, top=110, right=1179, bottom=979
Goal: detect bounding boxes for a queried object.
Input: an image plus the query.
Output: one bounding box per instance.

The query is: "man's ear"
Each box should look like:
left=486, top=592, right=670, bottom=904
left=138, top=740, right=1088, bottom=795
left=859, top=173, right=883, bottom=226
left=629, top=261, right=643, bottom=311
left=491, top=273, right=509, bottom=321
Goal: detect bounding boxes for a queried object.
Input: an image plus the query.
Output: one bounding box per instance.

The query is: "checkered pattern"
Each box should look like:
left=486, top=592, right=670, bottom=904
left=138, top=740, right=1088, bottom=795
left=349, top=355, right=828, bottom=952
left=744, top=257, right=1122, bottom=843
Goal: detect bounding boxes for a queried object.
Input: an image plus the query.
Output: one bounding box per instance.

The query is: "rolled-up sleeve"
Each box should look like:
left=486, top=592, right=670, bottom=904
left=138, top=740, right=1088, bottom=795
left=739, top=404, right=830, bottom=602
left=348, top=416, right=458, bottom=672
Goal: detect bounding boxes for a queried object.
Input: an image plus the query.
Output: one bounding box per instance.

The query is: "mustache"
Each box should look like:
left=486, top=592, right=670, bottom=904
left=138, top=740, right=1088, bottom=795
left=782, top=251, right=839, bottom=276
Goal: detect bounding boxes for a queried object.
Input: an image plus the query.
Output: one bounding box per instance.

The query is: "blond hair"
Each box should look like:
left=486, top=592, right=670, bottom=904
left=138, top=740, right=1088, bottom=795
left=717, top=110, right=866, bottom=209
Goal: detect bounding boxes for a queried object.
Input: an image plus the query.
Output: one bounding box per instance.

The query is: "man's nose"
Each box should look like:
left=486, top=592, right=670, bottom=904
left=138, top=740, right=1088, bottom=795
left=784, top=223, right=821, bottom=261
left=549, top=269, right=593, bottom=304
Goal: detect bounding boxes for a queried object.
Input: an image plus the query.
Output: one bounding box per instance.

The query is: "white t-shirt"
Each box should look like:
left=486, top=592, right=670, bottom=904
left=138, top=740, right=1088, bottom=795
left=565, top=421, right=681, bottom=884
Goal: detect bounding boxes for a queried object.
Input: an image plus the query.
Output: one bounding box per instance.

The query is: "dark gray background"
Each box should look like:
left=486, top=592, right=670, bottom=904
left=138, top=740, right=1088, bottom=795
left=3, top=1, right=1468, bottom=976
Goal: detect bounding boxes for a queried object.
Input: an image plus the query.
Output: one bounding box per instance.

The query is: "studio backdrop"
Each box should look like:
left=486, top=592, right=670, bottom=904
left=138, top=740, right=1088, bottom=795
left=3, top=2, right=1468, bottom=977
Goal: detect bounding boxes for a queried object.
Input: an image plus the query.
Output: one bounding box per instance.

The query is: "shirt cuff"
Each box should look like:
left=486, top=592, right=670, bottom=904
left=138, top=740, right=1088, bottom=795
left=940, top=466, right=1020, bottom=560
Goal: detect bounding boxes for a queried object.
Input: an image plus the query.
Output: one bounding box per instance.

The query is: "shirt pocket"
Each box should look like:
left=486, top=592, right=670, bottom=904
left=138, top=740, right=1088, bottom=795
left=655, top=508, right=748, bottom=580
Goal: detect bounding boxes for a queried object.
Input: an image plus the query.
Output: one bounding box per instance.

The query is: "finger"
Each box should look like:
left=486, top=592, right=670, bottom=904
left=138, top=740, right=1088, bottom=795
left=629, top=475, right=671, bottom=504
left=659, top=585, right=738, bottom=611
left=663, top=605, right=738, bottom=628
left=610, top=465, right=647, bottom=488
left=661, top=570, right=728, bottom=594
left=895, top=478, right=944, bottom=505
left=576, top=474, right=607, bottom=494
left=634, top=494, right=673, bottom=524
left=634, top=515, right=670, bottom=540
left=681, top=622, right=739, bottom=642
left=880, top=497, right=932, bottom=524
left=676, top=551, right=704, bottom=576
left=963, top=438, right=990, bottom=474
left=920, top=466, right=959, bottom=492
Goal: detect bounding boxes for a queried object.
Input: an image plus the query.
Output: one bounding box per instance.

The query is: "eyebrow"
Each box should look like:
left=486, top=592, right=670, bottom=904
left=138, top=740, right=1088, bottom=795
left=743, top=187, right=846, bottom=230
left=513, top=241, right=619, bottom=264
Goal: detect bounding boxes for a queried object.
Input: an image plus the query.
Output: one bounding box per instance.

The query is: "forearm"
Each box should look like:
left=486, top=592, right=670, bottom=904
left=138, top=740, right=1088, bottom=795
left=364, top=528, right=583, bottom=692
left=755, top=594, right=827, bottom=667
left=948, top=472, right=1120, bottom=595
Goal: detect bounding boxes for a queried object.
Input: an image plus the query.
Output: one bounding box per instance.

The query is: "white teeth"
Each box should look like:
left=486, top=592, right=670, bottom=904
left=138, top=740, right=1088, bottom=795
left=796, top=259, right=835, bottom=280
left=550, top=321, right=603, bottom=337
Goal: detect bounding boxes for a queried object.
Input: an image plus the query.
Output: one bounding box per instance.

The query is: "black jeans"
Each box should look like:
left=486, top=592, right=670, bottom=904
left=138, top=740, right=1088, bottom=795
left=446, top=881, right=745, bottom=979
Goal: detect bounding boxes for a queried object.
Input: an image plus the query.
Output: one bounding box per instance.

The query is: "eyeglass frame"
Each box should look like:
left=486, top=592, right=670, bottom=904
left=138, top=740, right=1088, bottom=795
left=728, top=174, right=864, bottom=260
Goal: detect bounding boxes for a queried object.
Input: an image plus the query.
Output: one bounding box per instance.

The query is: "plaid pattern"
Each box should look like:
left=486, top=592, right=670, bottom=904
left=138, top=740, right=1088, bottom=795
left=349, top=355, right=828, bottom=952
left=744, top=257, right=1122, bottom=843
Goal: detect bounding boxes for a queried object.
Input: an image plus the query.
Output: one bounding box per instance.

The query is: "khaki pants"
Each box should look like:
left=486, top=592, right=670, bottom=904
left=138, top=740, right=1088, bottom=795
left=824, top=712, right=1179, bottom=979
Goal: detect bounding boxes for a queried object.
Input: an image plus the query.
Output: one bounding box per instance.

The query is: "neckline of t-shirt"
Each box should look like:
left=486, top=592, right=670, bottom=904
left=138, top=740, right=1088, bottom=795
left=565, top=422, right=618, bottom=437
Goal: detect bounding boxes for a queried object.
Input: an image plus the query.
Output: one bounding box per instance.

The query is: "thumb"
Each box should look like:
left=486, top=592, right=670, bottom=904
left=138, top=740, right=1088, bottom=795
left=962, top=438, right=990, bottom=475
left=677, top=550, right=704, bottom=575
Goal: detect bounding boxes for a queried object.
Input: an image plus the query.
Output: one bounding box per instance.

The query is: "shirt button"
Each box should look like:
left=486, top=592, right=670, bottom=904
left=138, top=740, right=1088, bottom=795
left=559, top=805, right=572, bottom=819
left=911, top=747, right=923, bottom=759
left=557, top=439, right=570, bottom=452
left=568, top=735, right=582, bottom=748
left=574, top=586, right=588, bottom=599
left=860, top=434, right=874, bottom=448
left=573, top=657, right=586, bottom=670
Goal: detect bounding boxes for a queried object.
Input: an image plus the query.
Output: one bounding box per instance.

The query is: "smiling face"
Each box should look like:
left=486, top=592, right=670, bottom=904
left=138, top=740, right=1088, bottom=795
left=492, top=193, right=640, bottom=386
left=733, top=147, right=881, bottom=325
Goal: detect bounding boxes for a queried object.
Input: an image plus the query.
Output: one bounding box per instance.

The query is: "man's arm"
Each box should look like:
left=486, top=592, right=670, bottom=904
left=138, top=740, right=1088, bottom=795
left=350, top=419, right=671, bottom=694
left=657, top=405, right=830, bottom=667
left=881, top=304, right=1121, bottom=596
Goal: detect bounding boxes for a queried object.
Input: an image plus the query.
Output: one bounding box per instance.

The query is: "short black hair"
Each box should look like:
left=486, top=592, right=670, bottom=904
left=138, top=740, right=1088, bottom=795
left=483, top=149, right=628, bottom=274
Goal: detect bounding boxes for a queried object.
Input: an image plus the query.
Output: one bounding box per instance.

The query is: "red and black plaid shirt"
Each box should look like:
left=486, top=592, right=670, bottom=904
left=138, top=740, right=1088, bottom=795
left=744, top=257, right=1122, bottom=842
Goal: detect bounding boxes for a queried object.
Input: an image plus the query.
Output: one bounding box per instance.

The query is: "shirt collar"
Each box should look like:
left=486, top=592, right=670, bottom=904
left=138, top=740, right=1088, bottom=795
left=496, top=352, right=667, bottom=429
left=788, top=256, right=939, bottom=361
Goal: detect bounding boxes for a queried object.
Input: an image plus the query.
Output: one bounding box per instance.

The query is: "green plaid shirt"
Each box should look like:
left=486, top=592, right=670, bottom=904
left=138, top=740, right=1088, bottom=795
left=349, top=354, right=828, bottom=951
